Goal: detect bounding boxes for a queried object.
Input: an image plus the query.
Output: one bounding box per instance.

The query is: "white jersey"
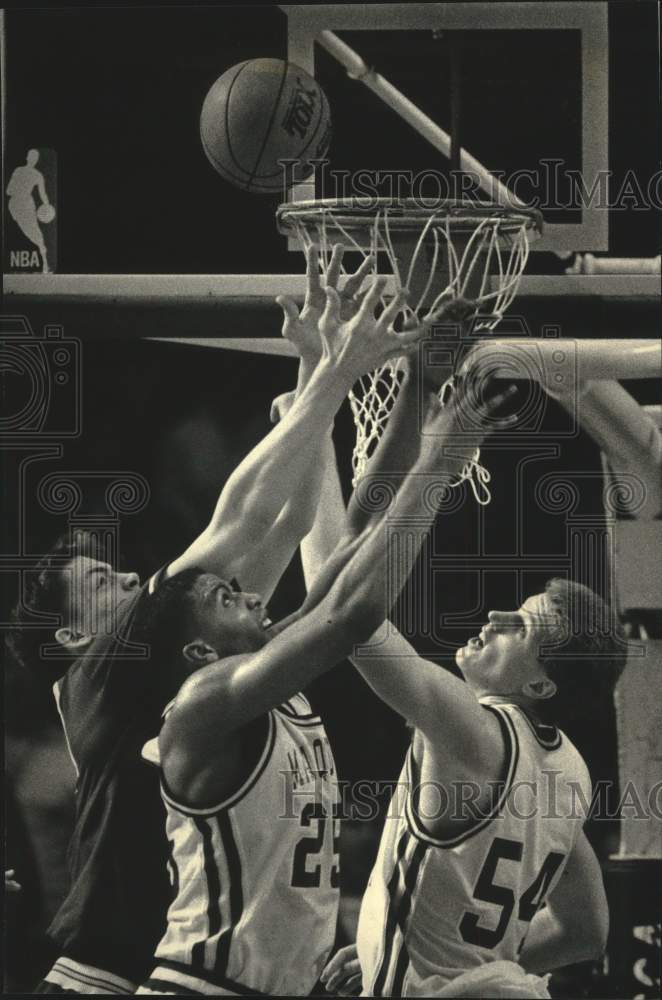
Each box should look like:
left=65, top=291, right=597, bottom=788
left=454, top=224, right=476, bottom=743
left=140, top=694, right=340, bottom=996
left=357, top=702, right=591, bottom=997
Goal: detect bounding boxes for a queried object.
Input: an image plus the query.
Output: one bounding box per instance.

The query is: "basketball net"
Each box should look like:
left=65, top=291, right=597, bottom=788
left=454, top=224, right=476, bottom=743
left=278, top=199, right=542, bottom=504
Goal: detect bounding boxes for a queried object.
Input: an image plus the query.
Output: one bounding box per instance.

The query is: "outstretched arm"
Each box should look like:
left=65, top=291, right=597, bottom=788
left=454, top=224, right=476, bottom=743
left=166, top=254, right=417, bottom=600
left=254, top=252, right=380, bottom=572
left=276, top=353, right=439, bottom=627
left=160, top=386, right=462, bottom=800
left=300, top=362, right=515, bottom=762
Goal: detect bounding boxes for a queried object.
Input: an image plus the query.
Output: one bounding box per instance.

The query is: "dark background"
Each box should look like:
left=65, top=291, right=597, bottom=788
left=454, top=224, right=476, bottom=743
left=3, top=2, right=660, bottom=272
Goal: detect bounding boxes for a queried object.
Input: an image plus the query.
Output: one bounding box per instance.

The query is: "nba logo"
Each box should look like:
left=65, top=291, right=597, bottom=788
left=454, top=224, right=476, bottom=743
left=4, top=147, right=58, bottom=273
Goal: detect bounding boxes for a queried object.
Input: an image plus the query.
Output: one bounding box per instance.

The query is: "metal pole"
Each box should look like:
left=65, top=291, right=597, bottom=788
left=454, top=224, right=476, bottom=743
left=449, top=31, right=462, bottom=184
left=318, top=29, right=524, bottom=209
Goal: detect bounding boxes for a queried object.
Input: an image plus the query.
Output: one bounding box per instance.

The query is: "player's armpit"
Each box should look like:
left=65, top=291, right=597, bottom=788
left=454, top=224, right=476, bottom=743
left=158, top=653, right=247, bottom=777
left=211, top=513, right=306, bottom=604
left=160, top=690, right=270, bottom=811
left=164, top=511, right=270, bottom=584
left=162, top=507, right=307, bottom=601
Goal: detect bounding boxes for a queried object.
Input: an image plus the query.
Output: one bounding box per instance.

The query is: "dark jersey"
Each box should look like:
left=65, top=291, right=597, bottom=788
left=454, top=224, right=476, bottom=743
left=47, top=569, right=172, bottom=985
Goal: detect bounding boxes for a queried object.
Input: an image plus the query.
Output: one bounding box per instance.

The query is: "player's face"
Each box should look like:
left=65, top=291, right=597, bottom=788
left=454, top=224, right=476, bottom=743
left=62, top=556, right=140, bottom=638
left=188, top=573, right=272, bottom=656
left=456, top=592, right=562, bottom=699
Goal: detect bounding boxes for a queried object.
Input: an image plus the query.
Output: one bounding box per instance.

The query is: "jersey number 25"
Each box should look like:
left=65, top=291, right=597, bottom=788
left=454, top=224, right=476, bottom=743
left=291, top=801, right=341, bottom=890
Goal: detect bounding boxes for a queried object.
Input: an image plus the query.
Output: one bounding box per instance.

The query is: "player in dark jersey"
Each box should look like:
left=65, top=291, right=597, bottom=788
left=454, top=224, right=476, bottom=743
left=7, top=250, right=423, bottom=994
left=28, top=561, right=175, bottom=993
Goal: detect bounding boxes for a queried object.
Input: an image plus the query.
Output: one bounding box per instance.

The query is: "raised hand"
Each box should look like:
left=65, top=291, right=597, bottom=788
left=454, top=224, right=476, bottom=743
left=318, top=279, right=429, bottom=381
left=421, top=377, right=519, bottom=465
left=334, top=253, right=376, bottom=322
left=275, top=244, right=377, bottom=365
left=275, top=242, right=330, bottom=365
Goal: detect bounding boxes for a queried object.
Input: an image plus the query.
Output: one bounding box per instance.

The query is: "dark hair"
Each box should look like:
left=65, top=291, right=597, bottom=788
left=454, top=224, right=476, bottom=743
left=130, top=568, right=206, bottom=703
left=537, top=577, right=627, bottom=719
left=6, top=530, right=101, bottom=676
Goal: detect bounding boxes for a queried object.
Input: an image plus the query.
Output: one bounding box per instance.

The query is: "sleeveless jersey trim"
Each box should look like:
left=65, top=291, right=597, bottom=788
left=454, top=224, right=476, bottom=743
left=405, top=705, right=520, bottom=848
left=513, top=706, right=562, bottom=751
left=160, top=712, right=277, bottom=818
left=275, top=696, right=321, bottom=724
left=143, top=958, right=269, bottom=995
left=369, top=826, right=429, bottom=998
left=188, top=811, right=243, bottom=978
left=274, top=710, right=324, bottom=729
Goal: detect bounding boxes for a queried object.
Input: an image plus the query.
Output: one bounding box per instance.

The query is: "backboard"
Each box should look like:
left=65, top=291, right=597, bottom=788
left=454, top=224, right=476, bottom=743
left=284, top=2, right=610, bottom=255
left=2, top=1, right=659, bottom=301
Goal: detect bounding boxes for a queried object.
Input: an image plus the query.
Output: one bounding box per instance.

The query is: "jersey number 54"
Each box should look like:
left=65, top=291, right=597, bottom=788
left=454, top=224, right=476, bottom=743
left=460, top=836, right=565, bottom=949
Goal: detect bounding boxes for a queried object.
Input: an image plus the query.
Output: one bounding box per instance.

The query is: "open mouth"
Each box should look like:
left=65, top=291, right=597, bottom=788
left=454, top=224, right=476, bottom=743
left=467, top=634, right=485, bottom=650
left=261, top=614, right=273, bottom=630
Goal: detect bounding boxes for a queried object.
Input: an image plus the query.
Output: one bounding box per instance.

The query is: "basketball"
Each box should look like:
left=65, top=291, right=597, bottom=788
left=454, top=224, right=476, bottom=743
left=37, top=203, right=56, bottom=223
left=200, top=58, right=332, bottom=194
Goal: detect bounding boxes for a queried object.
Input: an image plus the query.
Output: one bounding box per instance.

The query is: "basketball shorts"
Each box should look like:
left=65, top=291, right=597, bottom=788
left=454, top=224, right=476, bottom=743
left=37, top=958, right=137, bottom=995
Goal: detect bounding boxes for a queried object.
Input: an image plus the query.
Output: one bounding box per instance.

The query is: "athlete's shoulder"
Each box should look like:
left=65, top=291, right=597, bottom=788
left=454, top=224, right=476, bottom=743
left=507, top=704, right=563, bottom=752
left=556, top=725, right=592, bottom=790
left=158, top=712, right=277, bottom=817
left=57, top=567, right=166, bottom=717
left=501, top=704, right=592, bottom=805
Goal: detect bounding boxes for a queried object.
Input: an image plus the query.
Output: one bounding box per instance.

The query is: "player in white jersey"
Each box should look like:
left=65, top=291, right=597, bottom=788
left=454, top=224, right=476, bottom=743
left=353, top=696, right=593, bottom=997
left=302, top=356, right=626, bottom=996
left=133, top=281, right=498, bottom=995
left=141, top=692, right=340, bottom=995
